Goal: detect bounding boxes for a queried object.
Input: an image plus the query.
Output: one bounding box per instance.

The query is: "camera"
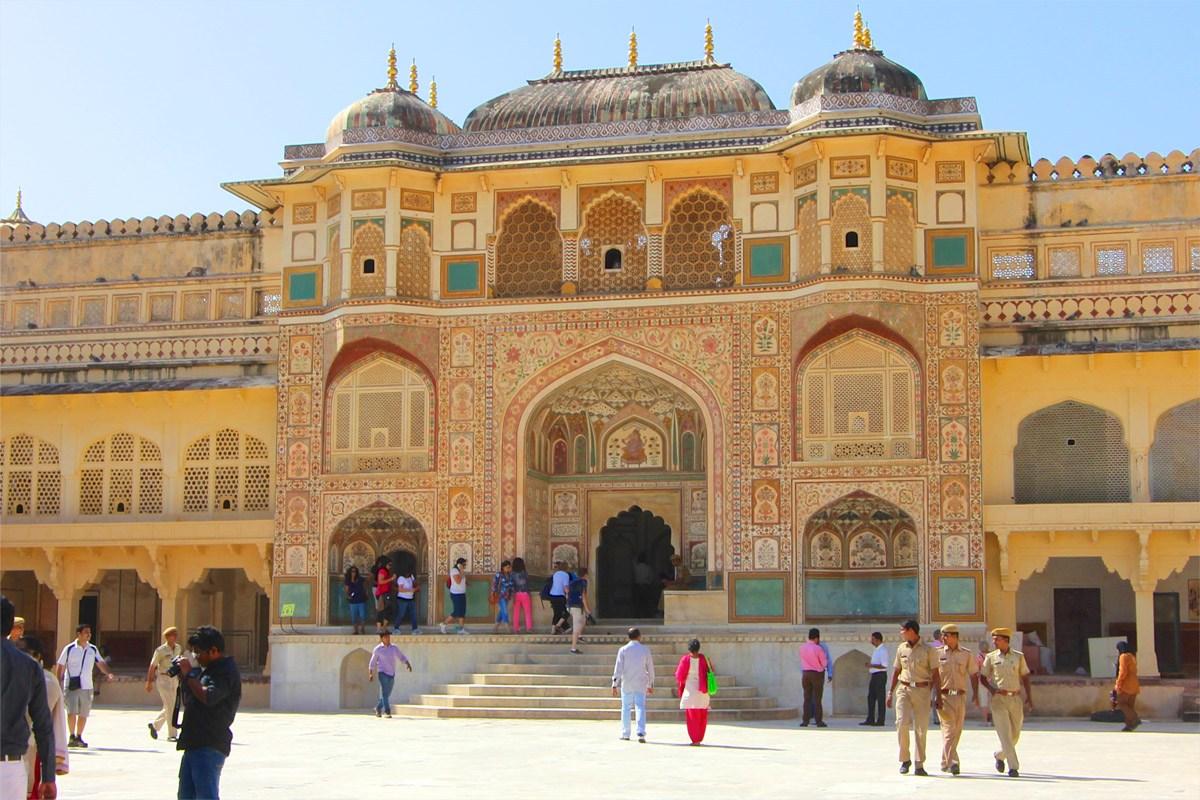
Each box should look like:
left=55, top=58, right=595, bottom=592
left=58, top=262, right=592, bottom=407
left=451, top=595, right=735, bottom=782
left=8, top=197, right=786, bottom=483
left=166, top=656, right=187, bottom=678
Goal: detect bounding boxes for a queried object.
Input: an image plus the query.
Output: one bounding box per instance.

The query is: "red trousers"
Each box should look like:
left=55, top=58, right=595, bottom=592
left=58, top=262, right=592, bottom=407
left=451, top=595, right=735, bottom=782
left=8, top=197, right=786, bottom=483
left=686, top=708, right=708, bottom=743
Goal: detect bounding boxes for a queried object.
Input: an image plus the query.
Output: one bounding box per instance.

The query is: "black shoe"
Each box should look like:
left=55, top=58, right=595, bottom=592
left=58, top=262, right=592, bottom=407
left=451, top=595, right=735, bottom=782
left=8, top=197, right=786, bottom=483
left=638, top=735, right=646, bottom=743
left=914, top=767, right=929, bottom=777
left=899, top=761, right=911, bottom=774
left=874, top=722, right=887, bottom=726
left=148, top=723, right=157, bottom=740
left=995, top=758, right=1005, bottom=773
left=76, top=738, right=88, bottom=748
left=816, top=721, right=828, bottom=727
left=67, top=736, right=78, bottom=749
left=859, top=720, right=874, bottom=726
left=799, top=721, right=809, bottom=727
left=950, top=764, right=960, bottom=775
left=1008, top=769, right=1019, bottom=778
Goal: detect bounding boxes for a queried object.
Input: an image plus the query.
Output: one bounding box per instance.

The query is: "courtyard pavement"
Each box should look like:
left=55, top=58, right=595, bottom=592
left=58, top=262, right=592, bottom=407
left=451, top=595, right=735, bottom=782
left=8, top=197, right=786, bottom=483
left=52, top=708, right=1199, bottom=799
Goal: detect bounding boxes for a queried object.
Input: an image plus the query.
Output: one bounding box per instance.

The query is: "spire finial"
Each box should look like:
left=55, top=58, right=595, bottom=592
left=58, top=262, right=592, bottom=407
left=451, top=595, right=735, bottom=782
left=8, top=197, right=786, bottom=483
left=409, top=59, right=418, bottom=94
left=15, top=188, right=21, bottom=212
left=863, top=20, right=874, bottom=50
left=853, top=9, right=867, bottom=49
left=386, top=44, right=398, bottom=90
left=704, top=19, right=714, bottom=63
left=628, top=27, right=638, bottom=69
left=429, top=76, right=438, bottom=108
left=553, top=33, right=563, bottom=73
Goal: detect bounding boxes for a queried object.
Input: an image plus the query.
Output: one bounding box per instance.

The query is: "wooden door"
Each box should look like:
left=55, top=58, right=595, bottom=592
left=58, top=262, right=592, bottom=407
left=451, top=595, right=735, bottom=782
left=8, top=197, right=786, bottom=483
left=1054, top=587, right=1101, bottom=673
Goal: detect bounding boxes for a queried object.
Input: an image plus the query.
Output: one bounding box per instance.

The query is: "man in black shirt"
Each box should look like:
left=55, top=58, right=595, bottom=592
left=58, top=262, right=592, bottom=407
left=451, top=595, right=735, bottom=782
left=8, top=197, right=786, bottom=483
left=174, top=625, right=241, bottom=800
left=1, top=595, right=56, bottom=799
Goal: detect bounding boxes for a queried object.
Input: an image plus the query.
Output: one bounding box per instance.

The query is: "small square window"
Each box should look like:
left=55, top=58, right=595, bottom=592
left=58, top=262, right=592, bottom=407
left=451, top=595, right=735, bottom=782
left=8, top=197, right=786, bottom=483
left=844, top=231, right=860, bottom=249
left=362, top=258, right=376, bottom=274
left=603, top=247, right=624, bottom=271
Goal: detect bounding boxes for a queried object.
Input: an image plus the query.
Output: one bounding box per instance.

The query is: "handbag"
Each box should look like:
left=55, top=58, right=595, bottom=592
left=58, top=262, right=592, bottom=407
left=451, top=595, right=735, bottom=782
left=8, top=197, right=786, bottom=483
left=706, top=660, right=719, bottom=696
left=68, top=676, right=82, bottom=691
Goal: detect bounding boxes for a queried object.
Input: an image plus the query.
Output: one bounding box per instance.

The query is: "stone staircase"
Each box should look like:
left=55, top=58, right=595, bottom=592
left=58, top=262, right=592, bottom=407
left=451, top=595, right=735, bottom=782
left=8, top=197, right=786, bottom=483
left=391, top=635, right=798, bottom=721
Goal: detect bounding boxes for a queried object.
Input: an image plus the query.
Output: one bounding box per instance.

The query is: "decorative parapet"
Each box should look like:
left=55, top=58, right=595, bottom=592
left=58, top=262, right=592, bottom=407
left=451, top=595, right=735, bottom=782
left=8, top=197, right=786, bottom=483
left=0, top=209, right=279, bottom=245
left=985, top=149, right=1197, bottom=184
left=789, top=92, right=978, bottom=124
left=0, top=329, right=278, bottom=369
left=980, top=282, right=1199, bottom=325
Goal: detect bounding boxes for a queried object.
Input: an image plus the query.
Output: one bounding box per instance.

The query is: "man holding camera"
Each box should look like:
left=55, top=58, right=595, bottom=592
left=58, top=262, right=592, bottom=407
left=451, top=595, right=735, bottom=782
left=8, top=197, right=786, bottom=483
left=173, top=625, right=242, bottom=800
left=53, top=623, right=115, bottom=749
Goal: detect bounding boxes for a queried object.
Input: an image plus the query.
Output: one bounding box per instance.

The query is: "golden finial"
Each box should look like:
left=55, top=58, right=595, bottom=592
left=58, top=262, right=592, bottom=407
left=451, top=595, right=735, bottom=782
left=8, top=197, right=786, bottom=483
left=386, top=44, right=398, bottom=90
left=863, top=19, right=874, bottom=49
left=704, top=19, right=714, bottom=63
left=553, top=33, right=563, bottom=73
left=853, top=9, right=867, bottom=49
left=628, top=28, right=638, bottom=69
left=429, top=77, right=438, bottom=108
left=15, top=188, right=21, bottom=211
left=409, top=59, right=418, bottom=94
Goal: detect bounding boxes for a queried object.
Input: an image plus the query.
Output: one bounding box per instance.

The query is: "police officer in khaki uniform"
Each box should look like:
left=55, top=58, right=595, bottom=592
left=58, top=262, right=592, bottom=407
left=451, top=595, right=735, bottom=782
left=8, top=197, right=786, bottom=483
left=886, top=619, right=940, bottom=776
left=144, top=626, right=182, bottom=741
left=979, top=627, right=1033, bottom=777
left=935, top=623, right=979, bottom=775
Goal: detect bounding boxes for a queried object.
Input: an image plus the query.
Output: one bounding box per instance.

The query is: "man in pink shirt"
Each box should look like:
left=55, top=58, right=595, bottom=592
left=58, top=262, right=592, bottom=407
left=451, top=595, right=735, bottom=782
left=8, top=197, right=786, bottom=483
left=799, top=628, right=829, bottom=727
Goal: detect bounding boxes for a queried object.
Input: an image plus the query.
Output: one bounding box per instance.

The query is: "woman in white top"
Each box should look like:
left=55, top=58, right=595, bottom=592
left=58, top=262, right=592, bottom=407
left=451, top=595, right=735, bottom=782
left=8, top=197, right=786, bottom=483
left=674, top=638, right=713, bottom=745
left=21, top=636, right=69, bottom=796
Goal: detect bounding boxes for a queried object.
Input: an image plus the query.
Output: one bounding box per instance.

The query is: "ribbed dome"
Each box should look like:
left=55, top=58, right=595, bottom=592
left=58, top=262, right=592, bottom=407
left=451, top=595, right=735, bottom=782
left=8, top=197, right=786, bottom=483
left=326, top=87, right=461, bottom=147
left=791, top=48, right=926, bottom=107
left=463, top=61, right=775, bottom=132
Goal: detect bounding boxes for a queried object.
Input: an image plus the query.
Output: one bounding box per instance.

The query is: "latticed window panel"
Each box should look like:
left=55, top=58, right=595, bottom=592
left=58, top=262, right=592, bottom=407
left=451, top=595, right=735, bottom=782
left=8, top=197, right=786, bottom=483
left=831, top=194, right=872, bottom=272
left=1, top=435, right=62, bottom=517
left=80, top=299, right=105, bottom=326
left=329, top=357, right=433, bottom=473
left=495, top=201, right=563, bottom=298
left=798, top=336, right=919, bottom=461
left=1095, top=247, right=1127, bottom=276
left=1191, top=245, right=1200, bottom=272
left=1141, top=245, right=1175, bottom=274
left=350, top=222, right=386, bottom=298
left=991, top=249, right=1035, bottom=280
left=663, top=190, right=735, bottom=289
left=1149, top=399, right=1199, bottom=501
left=796, top=199, right=820, bottom=277
left=182, top=293, right=209, bottom=322
left=327, top=232, right=342, bottom=300
left=578, top=195, right=647, bottom=294
left=396, top=223, right=432, bottom=299
left=883, top=195, right=915, bottom=273
left=1049, top=247, right=1080, bottom=278
left=182, top=429, right=272, bottom=513
left=1014, top=400, right=1130, bottom=503
left=76, top=433, right=164, bottom=515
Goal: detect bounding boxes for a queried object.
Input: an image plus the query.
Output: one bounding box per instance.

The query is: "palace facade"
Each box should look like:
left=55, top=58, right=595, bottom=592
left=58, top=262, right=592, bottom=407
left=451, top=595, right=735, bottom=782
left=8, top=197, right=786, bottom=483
left=2, top=19, right=1197, bottom=688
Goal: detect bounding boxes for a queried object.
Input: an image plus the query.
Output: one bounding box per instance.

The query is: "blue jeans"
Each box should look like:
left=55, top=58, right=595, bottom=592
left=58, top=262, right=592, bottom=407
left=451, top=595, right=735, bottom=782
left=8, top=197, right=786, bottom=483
left=376, top=672, right=395, bottom=714
left=495, top=597, right=510, bottom=624
left=178, top=747, right=226, bottom=800
left=620, top=689, right=647, bottom=738
left=395, top=598, right=419, bottom=631
left=349, top=602, right=367, bottom=625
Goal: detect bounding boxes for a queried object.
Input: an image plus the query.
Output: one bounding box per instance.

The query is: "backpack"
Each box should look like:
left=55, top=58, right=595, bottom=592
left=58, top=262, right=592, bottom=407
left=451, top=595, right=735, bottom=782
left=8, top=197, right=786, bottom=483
left=539, top=576, right=554, bottom=603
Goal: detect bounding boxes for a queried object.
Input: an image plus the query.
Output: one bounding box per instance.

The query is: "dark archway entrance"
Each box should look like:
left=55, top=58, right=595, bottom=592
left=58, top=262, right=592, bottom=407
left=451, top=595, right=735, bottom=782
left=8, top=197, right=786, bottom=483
left=597, top=506, right=674, bottom=619
left=327, top=503, right=428, bottom=625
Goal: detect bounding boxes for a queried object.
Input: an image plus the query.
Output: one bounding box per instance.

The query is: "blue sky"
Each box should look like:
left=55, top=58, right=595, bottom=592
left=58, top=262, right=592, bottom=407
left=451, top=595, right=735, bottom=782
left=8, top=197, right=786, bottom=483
left=2, top=0, right=1196, bottom=224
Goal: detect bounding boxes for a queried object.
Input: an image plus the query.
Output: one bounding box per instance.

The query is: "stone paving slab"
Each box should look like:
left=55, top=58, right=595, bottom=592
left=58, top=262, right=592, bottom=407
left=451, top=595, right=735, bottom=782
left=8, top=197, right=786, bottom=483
left=51, top=708, right=1200, bottom=799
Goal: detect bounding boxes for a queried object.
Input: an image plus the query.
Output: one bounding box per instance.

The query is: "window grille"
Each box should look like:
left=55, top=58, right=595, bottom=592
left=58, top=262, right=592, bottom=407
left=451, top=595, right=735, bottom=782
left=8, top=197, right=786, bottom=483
left=1149, top=399, right=1199, bottom=501
left=396, top=223, right=432, bottom=299
left=1141, top=245, right=1175, bottom=274
left=883, top=194, right=915, bottom=273
left=1049, top=248, right=1080, bottom=278
left=182, top=429, right=272, bottom=513
left=991, top=250, right=1035, bottom=280
left=831, top=194, right=872, bottom=271
left=578, top=195, right=646, bottom=293
left=1095, top=247, right=1127, bottom=276
left=77, top=433, right=163, bottom=514
left=663, top=190, right=735, bottom=289
left=495, top=201, right=563, bottom=298
left=0, top=435, right=57, bottom=517
left=1014, top=401, right=1129, bottom=503
left=329, top=357, right=432, bottom=473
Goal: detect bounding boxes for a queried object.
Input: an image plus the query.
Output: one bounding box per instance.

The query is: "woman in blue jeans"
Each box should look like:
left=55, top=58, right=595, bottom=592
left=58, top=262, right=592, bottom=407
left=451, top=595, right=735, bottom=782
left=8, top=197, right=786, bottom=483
left=344, top=565, right=368, bottom=635
left=394, top=567, right=421, bottom=634
left=367, top=631, right=411, bottom=717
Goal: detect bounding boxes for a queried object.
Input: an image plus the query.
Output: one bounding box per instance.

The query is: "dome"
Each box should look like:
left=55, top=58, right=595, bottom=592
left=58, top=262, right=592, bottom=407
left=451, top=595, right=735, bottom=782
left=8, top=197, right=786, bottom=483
left=463, top=61, right=775, bottom=133
left=791, top=48, right=926, bottom=108
left=326, top=87, right=461, bottom=147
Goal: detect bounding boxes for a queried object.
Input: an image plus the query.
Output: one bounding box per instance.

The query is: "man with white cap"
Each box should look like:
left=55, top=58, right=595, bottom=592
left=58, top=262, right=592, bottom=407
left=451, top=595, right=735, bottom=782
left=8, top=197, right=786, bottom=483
left=979, top=627, right=1033, bottom=777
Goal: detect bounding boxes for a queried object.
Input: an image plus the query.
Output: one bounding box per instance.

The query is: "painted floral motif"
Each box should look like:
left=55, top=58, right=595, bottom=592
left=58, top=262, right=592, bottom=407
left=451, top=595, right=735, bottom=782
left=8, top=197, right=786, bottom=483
left=940, top=418, right=968, bottom=462
left=551, top=543, right=578, bottom=568
left=284, top=545, right=307, bottom=575
left=943, top=535, right=969, bottom=568
left=451, top=328, right=474, bottom=367
left=940, top=362, right=967, bottom=405
left=939, top=307, right=966, bottom=347
left=451, top=382, right=474, bottom=421
left=287, top=388, right=310, bottom=426
left=810, top=531, right=842, bottom=568
left=894, top=529, right=917, bottom=567
left=289, top=336, right=313, bottom=374
left=752, top=480, right=780, bottom=524
left=449, top=488, right=473, bottom=529
left=754, top=538, right=779, bottom=569
left=552, top=491, right=579, bottom=517
left=752, top=424, right=780, bottom=467
left=449, top=433, right=473, bottom=475
left=848, top=530, right=886, bottom=568
left=752, top=368, right=779, bottom=411
left=941, top=477, right=968, bottom=520
left=287, top=441, right=310, bottom=479
left=285, top=495, right=309, bottom=532
left=752, top=315, right=779, bottom=355
left=689, top=542, right=708, bottom=572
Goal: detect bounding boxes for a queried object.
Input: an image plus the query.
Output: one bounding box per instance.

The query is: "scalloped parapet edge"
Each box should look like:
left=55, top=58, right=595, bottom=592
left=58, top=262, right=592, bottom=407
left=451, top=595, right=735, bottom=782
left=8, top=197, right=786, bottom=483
left=985, top=149, right=1198, bottom=184
left=0, top=209, right=280, bottom=245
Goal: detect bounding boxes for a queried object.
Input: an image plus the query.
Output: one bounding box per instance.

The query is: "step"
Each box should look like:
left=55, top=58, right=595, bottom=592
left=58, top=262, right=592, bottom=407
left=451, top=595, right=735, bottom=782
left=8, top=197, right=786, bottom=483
left=462, top=673, right=736, bottom=687
left=479, top=663, right=741, bottom=680
left=389, top=705, right=799, bottom=721
left=430, top=683, right=760, bottom=699
left=407, top=694, right=776, bottom=710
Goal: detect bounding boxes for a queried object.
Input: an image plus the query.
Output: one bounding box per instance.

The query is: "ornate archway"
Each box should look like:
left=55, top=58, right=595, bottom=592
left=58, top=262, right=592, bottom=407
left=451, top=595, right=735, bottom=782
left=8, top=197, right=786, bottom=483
left=326, top=502, right=428, bottom=625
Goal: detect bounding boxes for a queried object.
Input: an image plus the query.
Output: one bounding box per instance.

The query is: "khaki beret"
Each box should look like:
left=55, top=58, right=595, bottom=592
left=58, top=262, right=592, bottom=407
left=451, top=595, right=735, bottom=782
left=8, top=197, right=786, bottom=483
left=12, top=616, right=25, bottom=627
left=162, top=626, right=178, bottom=638
left=940, top=623, right=959, bottom=635
left=990, top=627, right=1013, bottom=639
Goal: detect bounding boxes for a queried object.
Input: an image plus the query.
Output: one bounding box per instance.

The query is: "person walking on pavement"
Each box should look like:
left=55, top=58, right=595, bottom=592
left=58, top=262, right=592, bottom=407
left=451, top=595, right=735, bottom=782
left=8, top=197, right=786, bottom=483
left=145, top=626, right=183, bottom=741
left=929, top=628, right=945, bottom=727
left=1, top=596, right=57, bottom=799
left=440, top=557, right=470, bottom=635
left=394, top=565, right=421, bottom=635
left=1113, top=641, right=1140, bottom=731
left=611, top=627, right=655, bottom=743
left=861, top=631, right=888, bottom=726
left=548, top=561, right=571, bottom=635
left=979, top=627, right=1033, bottom=777
left=675, top=639, right=713, bottom=745
left=935, top=624, right=979, bottom=775
left=799, top=628, right=829, bottom=727
left=886, top=619, right=940, bottom=776
left=54, top=623, right=115, bottom=749
left=567, top=567, right=592, bottom=654
left=367, top=630, right=412, bottom=718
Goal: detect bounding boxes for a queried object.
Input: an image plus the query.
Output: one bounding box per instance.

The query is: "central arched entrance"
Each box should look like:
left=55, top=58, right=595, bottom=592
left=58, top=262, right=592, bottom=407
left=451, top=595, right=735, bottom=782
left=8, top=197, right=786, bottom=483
left=596, top=506, right=675, bottom=618
left=327, top=502, right=428, bottom=625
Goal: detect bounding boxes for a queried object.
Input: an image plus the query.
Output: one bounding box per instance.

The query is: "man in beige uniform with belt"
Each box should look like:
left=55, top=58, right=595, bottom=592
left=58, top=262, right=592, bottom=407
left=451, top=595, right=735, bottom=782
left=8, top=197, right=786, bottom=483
left=979, top=627, right=1033, bottom=778
left=144, top=627, right=182, bottom=741
left=886, top=619, right=940, bottom=776
left=935, top=623, right=979, bottom=775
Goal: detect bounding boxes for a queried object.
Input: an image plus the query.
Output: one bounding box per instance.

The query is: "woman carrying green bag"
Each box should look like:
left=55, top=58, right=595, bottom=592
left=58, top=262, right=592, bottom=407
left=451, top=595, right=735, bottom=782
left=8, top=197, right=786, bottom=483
left=675, top=638, right=714, bottom=745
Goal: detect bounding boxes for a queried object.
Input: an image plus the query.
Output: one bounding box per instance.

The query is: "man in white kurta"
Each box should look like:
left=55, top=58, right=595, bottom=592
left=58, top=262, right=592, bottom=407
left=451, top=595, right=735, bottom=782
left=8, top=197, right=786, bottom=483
left=611, top=627, right=655, bottom=742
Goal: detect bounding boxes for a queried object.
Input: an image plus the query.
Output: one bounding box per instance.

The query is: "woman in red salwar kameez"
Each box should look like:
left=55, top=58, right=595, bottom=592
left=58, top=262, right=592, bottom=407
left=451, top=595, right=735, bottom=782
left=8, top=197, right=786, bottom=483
left=675, top=638, right=712, bottom=745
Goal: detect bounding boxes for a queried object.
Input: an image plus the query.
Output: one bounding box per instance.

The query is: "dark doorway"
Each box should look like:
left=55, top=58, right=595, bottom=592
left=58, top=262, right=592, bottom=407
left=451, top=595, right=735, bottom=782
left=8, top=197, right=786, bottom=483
left=597, top=506, right=674, bottom=619
left=1154, top=592, right=1182, bottom=676
left=77, top=594, right=99, bottom=640
left=1054, top=587, right=1101, bottom=673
